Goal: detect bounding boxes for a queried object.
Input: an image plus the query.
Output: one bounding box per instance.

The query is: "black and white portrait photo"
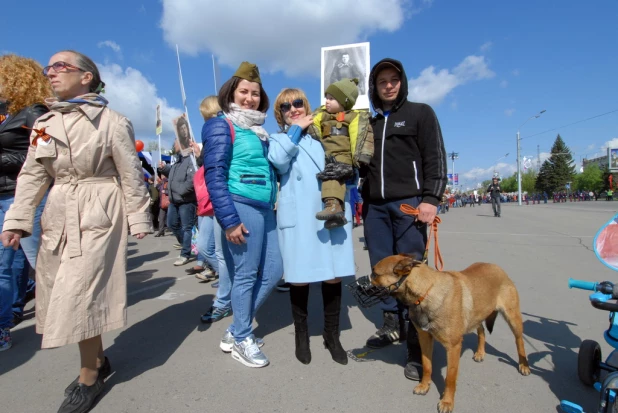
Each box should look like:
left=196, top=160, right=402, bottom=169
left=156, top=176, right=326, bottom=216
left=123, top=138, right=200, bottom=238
left=321, top=42, right=370, bottom=109
left=172, top=113, right=193, bottom=151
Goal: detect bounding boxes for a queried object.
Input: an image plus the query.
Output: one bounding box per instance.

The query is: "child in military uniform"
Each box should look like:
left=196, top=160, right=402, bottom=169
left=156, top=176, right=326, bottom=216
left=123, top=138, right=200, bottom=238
left=310, top=78, right=374, bottom=229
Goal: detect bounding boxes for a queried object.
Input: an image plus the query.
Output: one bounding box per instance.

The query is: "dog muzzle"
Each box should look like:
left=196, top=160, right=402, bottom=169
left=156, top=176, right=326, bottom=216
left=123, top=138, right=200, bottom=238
left=346, top=274, right=408, bottom=308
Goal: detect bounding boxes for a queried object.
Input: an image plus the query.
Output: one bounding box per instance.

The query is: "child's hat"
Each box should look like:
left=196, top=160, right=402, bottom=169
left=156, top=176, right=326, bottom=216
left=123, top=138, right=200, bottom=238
left=325, top=78, right=359, bottom=111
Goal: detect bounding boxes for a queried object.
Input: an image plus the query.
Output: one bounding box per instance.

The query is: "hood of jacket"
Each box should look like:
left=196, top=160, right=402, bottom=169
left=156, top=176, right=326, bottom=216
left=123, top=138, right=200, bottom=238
left=368, top=58, right=408, bottom=114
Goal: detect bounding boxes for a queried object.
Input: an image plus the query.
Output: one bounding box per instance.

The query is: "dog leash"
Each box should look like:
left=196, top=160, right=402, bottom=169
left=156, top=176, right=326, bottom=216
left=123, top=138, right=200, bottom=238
left=399, top=204, right=444, bottom=271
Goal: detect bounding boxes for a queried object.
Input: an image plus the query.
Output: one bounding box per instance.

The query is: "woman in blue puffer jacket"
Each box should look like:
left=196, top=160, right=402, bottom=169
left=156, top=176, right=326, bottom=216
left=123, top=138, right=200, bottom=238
left=201, top=62, right=282, bottom=368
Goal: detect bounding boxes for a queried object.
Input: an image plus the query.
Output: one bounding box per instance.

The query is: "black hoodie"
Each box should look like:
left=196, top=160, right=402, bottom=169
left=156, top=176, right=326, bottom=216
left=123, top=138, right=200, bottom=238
left=363, top=58, right=447, bottom=206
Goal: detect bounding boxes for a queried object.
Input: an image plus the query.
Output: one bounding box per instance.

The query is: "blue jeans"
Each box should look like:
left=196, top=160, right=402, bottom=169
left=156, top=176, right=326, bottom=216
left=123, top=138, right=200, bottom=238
left=224, top=201, right=282, bottom=342
left=196, top=216, right=218, bottom=271
left=213, top=219, right=232, bottom=309
left=362, top=196, right=427, bottom=313
left=0, top=191, right=46, bottom=328
left=167, top=202, right=197, bottom=258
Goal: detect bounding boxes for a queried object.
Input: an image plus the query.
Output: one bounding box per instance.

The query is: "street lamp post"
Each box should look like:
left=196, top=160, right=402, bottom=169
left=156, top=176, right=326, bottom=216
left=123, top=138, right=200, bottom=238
left=517, top=110, right=546, bottom=205
left=493, top=153, right=509, bottom=175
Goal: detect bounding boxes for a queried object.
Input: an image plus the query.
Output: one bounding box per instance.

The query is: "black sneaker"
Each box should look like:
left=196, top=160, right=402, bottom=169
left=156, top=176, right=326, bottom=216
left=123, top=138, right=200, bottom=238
left=57, top=376, right=105, bottom=413
left=366, top=311, right=401, bottom=349
left=64, top=357, right=111, bottom=396
left=276, top=281, right=291, bottom=292
left=200, top=306, right=232, bottom=323
left=404, top=325, right=423, bottom=381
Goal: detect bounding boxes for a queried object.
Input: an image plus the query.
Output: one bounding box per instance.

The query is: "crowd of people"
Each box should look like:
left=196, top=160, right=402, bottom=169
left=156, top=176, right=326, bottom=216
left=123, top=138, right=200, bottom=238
left=0, top=50, right=449, bottom=413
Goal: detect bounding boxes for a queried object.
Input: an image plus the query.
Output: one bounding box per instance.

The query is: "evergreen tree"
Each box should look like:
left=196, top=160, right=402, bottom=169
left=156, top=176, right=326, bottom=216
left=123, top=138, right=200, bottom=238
left=547, top=134, right=576, bottom=190
left=535, top=159, right=553, bottom=193
left=534, top=134, right=576, bottom=193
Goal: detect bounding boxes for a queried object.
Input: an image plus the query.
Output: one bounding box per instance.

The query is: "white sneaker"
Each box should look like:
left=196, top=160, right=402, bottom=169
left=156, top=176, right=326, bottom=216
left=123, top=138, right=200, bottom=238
left=174, top=256, right=190, bottom=266
left=231, top=335, right=269, bottom=368
left=220, top=330, right=265, bottom=353
left=195, top=267, right=216, bottom=281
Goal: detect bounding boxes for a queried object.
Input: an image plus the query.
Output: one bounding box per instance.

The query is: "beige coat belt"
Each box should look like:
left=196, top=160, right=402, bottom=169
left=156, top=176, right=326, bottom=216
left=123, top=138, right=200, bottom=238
left=54, top=173, right=119, bottom=258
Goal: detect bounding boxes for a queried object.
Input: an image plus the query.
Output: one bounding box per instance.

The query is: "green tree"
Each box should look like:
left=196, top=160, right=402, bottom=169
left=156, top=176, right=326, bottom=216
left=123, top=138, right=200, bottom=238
left=536, top=159, right=552, bottom=193
left=533, top=134, right=576, bottom=194
left=501, top=174, right=517, bottom=192
left=481, top=179, right=492, bottom=190
left=575, top=163, right=604, bottom=192
left=522, top=169, right=538, bottom=193
left=601, top=165, right=618, bottom=191
left=547, top=134, right=576, bottom=190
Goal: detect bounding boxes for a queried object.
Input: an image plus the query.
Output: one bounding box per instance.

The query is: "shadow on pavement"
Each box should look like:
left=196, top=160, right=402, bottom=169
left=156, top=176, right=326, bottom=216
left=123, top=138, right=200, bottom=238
left=0, top=324, right=40, bottom=376
left=127, top=275, right=176, bottom=307
left=522, top=312, right=598, bottom=413
left=102, top=294, right=213, bottom=396
left=127, top=251, right=170, bottom=272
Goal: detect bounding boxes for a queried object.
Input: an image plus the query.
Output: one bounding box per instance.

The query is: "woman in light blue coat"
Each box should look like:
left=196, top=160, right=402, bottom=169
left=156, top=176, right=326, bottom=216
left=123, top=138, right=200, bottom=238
left=268, top=88, right=355, bottom=366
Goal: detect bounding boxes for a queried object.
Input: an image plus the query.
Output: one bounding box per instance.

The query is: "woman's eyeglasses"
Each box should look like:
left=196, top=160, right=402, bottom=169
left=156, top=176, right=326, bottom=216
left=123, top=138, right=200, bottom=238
left=42, top=61, right=86, bottom=76
left=279, top=99, right=304, bottom=113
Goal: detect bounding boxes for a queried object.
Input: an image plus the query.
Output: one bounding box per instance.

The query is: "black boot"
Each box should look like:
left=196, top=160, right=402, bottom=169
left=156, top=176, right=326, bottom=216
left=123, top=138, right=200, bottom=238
left=404, top=322, right=423, bottom=381
left=322, top=282, right=348, bottom=365
left=290, top=284, right=311, bottom=364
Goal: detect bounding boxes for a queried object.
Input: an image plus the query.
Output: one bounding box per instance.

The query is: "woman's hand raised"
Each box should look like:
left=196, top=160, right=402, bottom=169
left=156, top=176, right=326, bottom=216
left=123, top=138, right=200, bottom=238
left=292, top=115, right=314, bottom=130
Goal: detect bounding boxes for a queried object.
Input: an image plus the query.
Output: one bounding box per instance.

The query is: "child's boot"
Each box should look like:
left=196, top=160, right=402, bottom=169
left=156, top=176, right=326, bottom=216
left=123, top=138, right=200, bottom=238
left=316, top=198, right=345, bottom=221
left=324, top=216, right=348, bottom=230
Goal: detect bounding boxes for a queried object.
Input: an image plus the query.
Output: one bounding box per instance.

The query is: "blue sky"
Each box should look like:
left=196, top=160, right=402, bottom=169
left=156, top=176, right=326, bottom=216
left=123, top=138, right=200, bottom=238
left=4, top=0, right=617, bottom=188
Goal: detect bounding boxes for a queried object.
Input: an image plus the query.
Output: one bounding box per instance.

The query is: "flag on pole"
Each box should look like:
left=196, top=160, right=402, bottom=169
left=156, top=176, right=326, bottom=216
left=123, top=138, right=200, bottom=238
left=212, top=54, right=221, bottom=94
left=155, top=104, right=162, bottom=135
left=176, top=45, right=187, bottom=109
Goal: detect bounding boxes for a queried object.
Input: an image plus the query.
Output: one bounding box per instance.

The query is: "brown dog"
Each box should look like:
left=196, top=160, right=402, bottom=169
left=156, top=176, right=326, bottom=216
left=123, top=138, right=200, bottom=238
left=370, top=254, right=530, bottom=413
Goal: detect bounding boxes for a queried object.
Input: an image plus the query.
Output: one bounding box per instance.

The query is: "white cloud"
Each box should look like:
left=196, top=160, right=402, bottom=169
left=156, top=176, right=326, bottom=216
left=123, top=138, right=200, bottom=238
left=407, top=55, right=495, bottom=105
left=601, top=138, right=618, bottom=150
left=161, top=0, right=413, bottom=76
left=512, top=69, right=520, bottom=76
left=500, top=80, right=508, bottom=88
left=462, top=162, right=517, bottom=181
left=586, top=143, right=597, bottom=151
left=98, top=40, right=121, bottom=53
left=504, top=108, right=515, bottom=117
left=480, top=41, right=492, bottom=52
left=98, top=63, right=183, bottom=145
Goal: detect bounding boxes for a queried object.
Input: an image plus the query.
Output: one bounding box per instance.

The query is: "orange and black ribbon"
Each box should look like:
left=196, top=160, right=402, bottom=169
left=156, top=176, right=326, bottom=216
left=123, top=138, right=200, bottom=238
left=0, top=114, right=6, bottom=124
left=21, top=126, right=51, bottom=147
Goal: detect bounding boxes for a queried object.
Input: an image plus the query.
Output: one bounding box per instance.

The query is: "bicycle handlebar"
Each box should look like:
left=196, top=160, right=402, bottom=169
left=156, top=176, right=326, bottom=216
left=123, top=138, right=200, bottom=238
left=568, top=279, right=598, bottom=291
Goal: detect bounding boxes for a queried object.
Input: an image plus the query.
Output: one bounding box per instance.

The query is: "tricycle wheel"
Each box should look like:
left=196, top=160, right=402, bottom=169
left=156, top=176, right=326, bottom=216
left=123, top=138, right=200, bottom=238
left=578, top=339, right=602, bottom=386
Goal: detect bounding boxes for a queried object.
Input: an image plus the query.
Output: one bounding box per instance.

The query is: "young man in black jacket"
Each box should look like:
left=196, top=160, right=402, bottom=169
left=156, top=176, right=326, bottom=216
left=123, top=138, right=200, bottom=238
left=361, top=58, right=447, bottom=381
left=487, top=177, right=502, bottom=217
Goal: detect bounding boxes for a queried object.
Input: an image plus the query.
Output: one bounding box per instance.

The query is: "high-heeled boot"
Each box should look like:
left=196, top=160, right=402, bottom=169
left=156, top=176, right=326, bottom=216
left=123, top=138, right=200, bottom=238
left=321, top=281, right=348, bottom=365
left=290, top=284, right=311, bottom=364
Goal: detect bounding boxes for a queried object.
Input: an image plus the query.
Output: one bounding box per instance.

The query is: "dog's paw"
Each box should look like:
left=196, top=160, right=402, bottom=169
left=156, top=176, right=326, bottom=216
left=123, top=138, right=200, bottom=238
left=437, top=399, right=455, bottom=413
left=413, top=382, right=431, bottom=395
left=519, top=363, right=531, bottom=376
left=473, top=351, right=485, bottom=362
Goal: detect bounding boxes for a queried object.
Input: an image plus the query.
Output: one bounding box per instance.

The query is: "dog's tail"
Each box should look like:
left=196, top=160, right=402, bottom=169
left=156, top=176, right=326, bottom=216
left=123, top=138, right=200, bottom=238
left=485, top=311, right=498, bottom=334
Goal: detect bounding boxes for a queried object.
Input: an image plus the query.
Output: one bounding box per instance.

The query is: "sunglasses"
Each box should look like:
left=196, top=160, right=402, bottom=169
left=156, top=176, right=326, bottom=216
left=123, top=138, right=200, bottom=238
left=279, top=99, right=304, bottom=113
left=42, top=61, right=86, bottom=76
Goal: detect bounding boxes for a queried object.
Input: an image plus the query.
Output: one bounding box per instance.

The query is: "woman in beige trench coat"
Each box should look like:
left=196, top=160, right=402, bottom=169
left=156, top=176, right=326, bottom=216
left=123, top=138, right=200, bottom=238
left=1, top=50, right=152, bottom=413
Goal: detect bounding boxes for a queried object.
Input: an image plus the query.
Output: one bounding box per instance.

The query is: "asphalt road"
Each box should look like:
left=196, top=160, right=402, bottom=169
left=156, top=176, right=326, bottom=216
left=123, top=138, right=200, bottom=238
left=2, top=200, right=618, bottom=413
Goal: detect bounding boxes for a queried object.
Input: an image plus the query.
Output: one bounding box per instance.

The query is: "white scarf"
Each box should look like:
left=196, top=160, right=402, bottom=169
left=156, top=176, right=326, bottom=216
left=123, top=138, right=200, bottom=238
left=224, top=103, right=269, bottom=141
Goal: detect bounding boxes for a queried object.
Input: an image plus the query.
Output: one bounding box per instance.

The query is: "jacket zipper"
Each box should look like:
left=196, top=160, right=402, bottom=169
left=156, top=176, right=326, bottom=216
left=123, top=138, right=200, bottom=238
left=413, top=161, right=420, bottom=190
left=380, top=114, right=388, bottom=199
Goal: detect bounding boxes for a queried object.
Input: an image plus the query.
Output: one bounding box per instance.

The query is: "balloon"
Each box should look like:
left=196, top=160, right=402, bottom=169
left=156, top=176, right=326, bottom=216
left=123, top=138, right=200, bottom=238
left=135, top=140, right=144, bottom=152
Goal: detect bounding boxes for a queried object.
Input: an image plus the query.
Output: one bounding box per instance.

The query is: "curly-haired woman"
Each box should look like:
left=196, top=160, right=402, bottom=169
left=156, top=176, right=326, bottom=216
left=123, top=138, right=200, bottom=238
left=0, top=54, right=52, bottom=351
